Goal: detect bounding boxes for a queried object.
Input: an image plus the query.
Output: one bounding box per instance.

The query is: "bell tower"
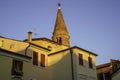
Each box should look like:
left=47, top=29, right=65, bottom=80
left=52, top=4, right=70, bottom=47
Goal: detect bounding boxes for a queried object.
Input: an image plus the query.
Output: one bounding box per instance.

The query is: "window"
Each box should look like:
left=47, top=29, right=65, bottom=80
left=33, top=51, right=45, bottom=67
left=79, top=53, right=83, bottom=65
left=11, top=60, right=23, bottom=76
left=104, top=72, right=111, bottom=80
left=33, top=51, right=38, bottom=65
left=57, top=37, right=62, bottom=44
left=41, top=54, right=45, bottom=67
left=88, top=57, right=93, bottom=68
left=97, top=73, right=103, bottom=80
left=59, top=37, right=62, bottom=44
left=113, top=63, right=118, bottom=72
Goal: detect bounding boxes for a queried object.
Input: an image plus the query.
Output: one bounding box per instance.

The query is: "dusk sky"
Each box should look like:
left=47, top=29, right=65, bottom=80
left=0, top=0, right=120, bottom=65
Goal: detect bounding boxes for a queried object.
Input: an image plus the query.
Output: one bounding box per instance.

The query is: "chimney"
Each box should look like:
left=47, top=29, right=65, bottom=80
left=28, top=32, right=32, bottom=42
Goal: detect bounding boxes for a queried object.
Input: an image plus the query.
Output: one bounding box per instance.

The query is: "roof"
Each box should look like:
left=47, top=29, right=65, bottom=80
left=96, top=59, right=120, bottom=77
left=96, top=63, right=110, bottom=69
left=48, top=46, right=98, bottom=56
left=29, top=42, right=51, bottom=51
left=0, top=35, right=27, bottom=43
left=52, top=4, right=68, bottom=35
left=0, top=36, right=5, bottom=38
left=0, top=48, right=31, bottom=60
left=24, top=37, right=62, bottom=45
left=96, top=59, right=120, bottom=69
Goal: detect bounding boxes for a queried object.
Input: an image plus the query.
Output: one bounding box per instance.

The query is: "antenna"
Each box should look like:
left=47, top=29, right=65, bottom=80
left=32, top=27, right=38, bottom=37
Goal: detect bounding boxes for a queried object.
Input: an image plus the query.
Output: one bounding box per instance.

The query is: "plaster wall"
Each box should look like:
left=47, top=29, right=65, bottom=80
left=0, top=37, right=28, bottom=55
left=0, top=55, right=12, bottom=80
left=72, top=49, right=97, bottom=80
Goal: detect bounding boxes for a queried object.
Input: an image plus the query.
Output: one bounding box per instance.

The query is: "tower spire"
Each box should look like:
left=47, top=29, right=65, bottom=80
left=52, top=4, right=70, bottom=47
left=58, top=3, right=61, bottom=7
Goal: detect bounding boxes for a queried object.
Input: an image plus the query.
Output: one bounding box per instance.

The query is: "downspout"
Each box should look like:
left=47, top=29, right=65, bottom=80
left=25, top=44, right=30, bottom=56
left=70, top=49, right=74, bottom=80
left=25, top=32, right=32, bottom=56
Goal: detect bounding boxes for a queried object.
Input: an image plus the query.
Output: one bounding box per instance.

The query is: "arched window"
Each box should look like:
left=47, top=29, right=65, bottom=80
left=59, top=37, right=62, bottom=44
left=56, top=37, right=62, bottom=44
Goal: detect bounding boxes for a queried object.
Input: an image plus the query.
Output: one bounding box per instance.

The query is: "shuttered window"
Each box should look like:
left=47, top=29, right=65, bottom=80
left=79, top=53, right=83, bottom=65
left=33, top=51, right=38, bottom=65
left=41, top=54, right=45, bottom=67
left=11, top=60, right=23, bottom=76
left=88, top=57, right=93, bottom=68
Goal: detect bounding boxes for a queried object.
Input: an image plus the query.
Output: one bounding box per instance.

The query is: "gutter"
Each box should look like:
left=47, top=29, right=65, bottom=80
left=70, top=49, right=74, bottom=80
left=0, top=48, right=31, bottom=61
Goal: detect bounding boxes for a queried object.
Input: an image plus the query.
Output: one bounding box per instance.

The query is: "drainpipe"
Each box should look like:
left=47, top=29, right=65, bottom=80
left=70, top=49, right=74, bottom=80
left=25, top=44, right=30, bottom=56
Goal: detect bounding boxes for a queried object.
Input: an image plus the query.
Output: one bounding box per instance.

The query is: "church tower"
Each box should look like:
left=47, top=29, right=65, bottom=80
left=52, top=4, right=70, bottom=47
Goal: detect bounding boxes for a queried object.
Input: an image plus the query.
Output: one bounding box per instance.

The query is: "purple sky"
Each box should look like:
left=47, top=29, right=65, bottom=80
left=0, top=0, right=120, bottom=65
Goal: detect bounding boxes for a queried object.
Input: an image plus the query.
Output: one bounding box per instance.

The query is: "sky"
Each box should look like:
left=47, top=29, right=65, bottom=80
left=0, top=0, right=120, bottom=65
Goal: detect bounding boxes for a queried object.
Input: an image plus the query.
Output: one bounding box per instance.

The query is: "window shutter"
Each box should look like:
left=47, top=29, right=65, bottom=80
left=33, top=51, right=38, bottom=65
left=79, top=53, right=83, bottom=65
left=41, top=54, right=45, bottom=67
left=20, top=62, right=23, bottom=70
left=12, top=60, right=16, bottom=75
left=98, top=73, right=104, bottom=80
left=88, top=57, right=93, bottom=68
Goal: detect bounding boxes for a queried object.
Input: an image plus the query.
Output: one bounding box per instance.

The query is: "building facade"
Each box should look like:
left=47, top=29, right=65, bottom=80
left=0, top=4, right=98, bottom=80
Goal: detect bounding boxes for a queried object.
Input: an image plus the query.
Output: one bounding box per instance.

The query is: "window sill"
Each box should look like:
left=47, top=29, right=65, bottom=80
left=11, top=75, right=23, bottom=79
left=32, top=64, right=46, bottom=68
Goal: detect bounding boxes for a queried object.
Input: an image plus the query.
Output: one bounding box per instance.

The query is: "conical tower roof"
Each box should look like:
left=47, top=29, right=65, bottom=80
left=52, top=4, right=70, bottom=47
left=53, top=4, right=69, bottom=35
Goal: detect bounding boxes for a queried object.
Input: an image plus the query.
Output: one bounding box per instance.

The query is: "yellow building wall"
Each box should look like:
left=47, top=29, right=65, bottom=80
left=23, top=61, right=50, bottom=80
left=0, top=55, right=12, bottom=80
left=31, top=40, right=68, bottom=53
left=73, top=49, right=97, bottom=80
left=0, top=37, right=29, bottom=55
left=0, top=52, right=49, bottom=80
left=48, top=50, right=72, bottom=80
left=0, top=37, right=97, bottom=80
left=48, top=48, right=97, bottom=80
left=22, top=46, right=49, bottom=80
left=0, top=37, right=51, bottom=80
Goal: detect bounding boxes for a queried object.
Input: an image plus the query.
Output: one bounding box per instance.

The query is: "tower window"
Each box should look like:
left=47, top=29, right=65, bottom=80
left=57, top=37, right=62, bottom=44
left=59, top=37, right=62, bottom=44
